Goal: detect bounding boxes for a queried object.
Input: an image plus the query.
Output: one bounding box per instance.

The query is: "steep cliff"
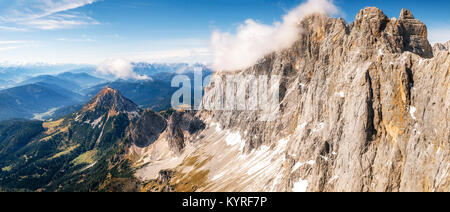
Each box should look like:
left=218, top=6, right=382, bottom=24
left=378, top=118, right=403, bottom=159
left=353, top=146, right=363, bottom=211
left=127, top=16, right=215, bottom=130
left=133, top=7, right=449, bottom=192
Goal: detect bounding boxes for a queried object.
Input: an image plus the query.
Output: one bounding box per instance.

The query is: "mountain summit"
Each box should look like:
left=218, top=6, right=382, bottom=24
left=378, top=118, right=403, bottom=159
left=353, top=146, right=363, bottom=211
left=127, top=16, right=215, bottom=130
left=79, top=87, right=142, bottom=121
left=83, top=87, right=140, bottom=113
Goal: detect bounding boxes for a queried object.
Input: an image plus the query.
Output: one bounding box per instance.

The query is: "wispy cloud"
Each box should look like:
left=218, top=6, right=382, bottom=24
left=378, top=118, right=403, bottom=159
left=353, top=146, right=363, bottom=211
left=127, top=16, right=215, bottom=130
left=0, top=0, right=99, bottom=30
left=24, top=12, right=99, bottom=30
left=0, top=40, right=35, bottom=51
left=0, top=26, right=28, bottom=32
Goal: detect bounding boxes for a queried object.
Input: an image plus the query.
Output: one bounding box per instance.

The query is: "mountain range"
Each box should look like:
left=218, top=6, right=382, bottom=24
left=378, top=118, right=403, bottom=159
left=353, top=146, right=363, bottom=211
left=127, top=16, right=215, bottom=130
left=0, top=7, right=448, bottom=192
left=0, top=64, right=211, bottom=121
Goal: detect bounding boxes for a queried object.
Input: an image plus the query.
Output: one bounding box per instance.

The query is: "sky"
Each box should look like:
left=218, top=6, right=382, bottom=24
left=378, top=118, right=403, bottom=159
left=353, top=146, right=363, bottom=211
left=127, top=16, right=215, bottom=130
left=0, top=0, right=449, bottom=65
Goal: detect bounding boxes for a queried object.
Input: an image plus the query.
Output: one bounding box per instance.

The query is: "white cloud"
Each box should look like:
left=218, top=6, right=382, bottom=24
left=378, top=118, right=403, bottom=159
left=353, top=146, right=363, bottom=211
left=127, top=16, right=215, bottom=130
left=24, top=13, right=99, bottom=30
left=0, top=0, right=98, bottom=30
left=97, top=58, right=150, bottom=80
left=428, top=27, right=450, bottom=44
left=0, top=26, right=27, bottom=32
left=210, top=0, right=340, bottom=71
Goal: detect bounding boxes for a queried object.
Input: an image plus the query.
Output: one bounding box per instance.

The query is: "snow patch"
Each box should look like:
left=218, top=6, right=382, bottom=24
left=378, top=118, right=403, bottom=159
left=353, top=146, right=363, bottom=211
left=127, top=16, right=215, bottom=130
left=296, top=122, right=307, bottom=132
left=276, top=137, right=290, bottom=151
left=127, top=111, right=140, bottom=119
left=210, top=122, right=222, bottom=132
left=410, top=106, right=417, bottom=120
left=291, top=160, right=315, bottom=173
left=378, top=49, right=383, bottom=56
left=91, top=116, right=103, bottom=128
left=320, top=155, right=329, bottom=161
left=215, top=124, right=222, bottom=132
left=293, top=179, right=309, bottom=192
left=225, top=132, right=245, bottom=151
left=328, top=175, right=339, bottom=184
left=211, top=171, right=227, bottom=181
left=312, top=122, right=325, bottom=132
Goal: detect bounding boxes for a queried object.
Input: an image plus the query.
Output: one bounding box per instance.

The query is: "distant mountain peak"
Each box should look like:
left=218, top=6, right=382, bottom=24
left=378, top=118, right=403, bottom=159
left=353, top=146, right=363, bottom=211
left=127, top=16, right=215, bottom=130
left=81, top=87, right=141, bottom=118
left=98, top=86, right=118, bottom=96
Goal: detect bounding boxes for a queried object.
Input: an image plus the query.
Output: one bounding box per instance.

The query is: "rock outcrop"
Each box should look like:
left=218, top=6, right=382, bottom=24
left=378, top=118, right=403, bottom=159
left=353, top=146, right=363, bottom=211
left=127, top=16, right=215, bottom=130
left=166, top=111, right=206, bottom=154
left=79, top=87, right=142, bottom=122
left=129, top=109, right=167, bottom=148
left=134, top=7, right=449, bottom=192
left=433, top=41, right=450, bottom=53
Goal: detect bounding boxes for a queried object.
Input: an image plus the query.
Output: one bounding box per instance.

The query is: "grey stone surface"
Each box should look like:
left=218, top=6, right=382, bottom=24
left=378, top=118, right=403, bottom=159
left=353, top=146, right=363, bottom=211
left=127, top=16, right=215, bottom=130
left=135, top=7, right=449, bottom=192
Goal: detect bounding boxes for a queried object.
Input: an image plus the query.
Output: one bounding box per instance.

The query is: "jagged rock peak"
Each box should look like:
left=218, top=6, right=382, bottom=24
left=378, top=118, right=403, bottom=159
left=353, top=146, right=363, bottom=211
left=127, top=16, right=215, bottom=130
left=433, top=40, right=450, bottom=53
left=82, top=86, right=140, bottom=115
left=351, top=7, right=433, bottom=58
left=399, top=8, right=415, bottom=20
left=355, top=7, right=388, bottom=21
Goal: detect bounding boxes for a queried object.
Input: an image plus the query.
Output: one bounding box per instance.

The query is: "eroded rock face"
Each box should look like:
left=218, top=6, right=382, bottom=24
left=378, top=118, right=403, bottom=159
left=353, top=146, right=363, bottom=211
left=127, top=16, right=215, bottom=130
left=433, top=41, right=450, bottom=53
left=398, top=9, right=433, bottom=58
left=134, top=7, right=449, bottom=192
left=166, top=111, right=206, bottom=154
left=130, top=109, right=167, bottom=148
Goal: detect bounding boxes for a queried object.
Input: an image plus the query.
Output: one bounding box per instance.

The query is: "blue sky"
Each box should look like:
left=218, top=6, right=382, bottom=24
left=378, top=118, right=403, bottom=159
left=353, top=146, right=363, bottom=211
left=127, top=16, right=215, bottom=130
left=0, top=0, right=449, bottom=65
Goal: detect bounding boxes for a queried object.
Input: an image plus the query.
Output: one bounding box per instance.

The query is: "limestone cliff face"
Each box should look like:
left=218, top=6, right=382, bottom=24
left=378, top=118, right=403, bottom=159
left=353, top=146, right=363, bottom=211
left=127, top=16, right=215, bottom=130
left=133, top=7, right=449, bottom=192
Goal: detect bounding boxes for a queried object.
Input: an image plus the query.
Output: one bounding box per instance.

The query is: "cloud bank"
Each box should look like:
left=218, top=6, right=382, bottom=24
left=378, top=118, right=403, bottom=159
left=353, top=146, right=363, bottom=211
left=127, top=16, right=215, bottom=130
left=97, top=58, right=150, bottom=81
left=210, top=0, right=339, bottom=71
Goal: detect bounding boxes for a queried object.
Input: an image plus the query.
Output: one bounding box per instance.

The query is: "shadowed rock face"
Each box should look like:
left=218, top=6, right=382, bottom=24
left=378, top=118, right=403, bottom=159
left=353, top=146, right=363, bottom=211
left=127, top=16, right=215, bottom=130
left=130, top=109, right=167, bottom=148
left=397, top=9, right=433, bottom=58
left=166, top=111, right=206, bottom=154
left=134, top=7, right=449, bottom=192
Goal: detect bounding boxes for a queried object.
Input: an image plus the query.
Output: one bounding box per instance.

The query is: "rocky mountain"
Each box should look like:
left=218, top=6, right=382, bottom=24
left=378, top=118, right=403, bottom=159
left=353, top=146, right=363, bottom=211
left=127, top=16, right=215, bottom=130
left=83, top=80, right=178, bottom=111
left=0, top=7, right=447, bottom=192
left=0, top=86, right=212, bottom=191
left=434, top=40, right=450, bottom=52
left=84, top=68, right=209, bottom=111
left=130, top=7, right=449, bottom=192
left=0, top=87, right=142, bottom=191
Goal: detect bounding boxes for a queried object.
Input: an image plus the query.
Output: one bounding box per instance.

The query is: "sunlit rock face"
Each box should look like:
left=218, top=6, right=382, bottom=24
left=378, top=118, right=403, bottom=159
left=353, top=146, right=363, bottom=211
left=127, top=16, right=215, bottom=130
left=134, top=7, right=449, bottom=192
